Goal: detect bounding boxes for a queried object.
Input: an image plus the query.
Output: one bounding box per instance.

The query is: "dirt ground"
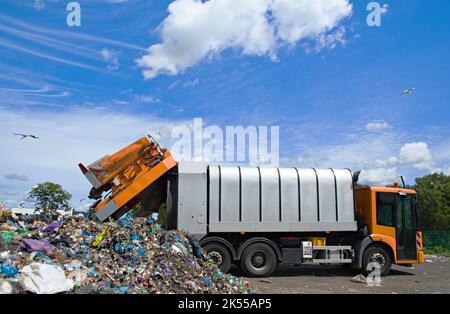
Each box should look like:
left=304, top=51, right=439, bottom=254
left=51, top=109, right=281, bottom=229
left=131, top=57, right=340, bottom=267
left=239, top=255, right=450, bottom=294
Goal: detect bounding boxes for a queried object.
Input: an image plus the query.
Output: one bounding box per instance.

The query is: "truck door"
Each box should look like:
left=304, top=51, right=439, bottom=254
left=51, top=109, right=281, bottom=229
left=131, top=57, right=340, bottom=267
left=395, top=194, right=417, bottom=260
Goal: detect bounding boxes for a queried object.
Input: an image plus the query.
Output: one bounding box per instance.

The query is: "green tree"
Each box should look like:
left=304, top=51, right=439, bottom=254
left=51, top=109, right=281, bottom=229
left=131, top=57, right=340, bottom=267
left=414, top=173, right=450, bottom=230
left=28, top=182, right=72, bottom=215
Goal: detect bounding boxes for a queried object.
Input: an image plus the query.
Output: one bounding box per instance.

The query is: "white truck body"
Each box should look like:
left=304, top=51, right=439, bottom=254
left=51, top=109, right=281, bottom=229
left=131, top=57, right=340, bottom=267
left=167, top=162, right=357, bottom=239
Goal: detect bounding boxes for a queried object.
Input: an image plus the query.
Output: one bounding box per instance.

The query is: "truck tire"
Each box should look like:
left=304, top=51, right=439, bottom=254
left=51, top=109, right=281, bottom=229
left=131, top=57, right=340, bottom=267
left=203, top=243, right=232, bottom=273
left=362, top=244, right=392, bottom=276
left=240, top=243, right=277, bottom=277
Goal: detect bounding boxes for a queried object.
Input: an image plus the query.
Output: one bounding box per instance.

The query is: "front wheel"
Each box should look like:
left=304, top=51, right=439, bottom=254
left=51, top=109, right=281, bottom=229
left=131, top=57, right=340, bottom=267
left=239, top=243, right=277, bottom=277
left=362, top=245, right=392, bottom=276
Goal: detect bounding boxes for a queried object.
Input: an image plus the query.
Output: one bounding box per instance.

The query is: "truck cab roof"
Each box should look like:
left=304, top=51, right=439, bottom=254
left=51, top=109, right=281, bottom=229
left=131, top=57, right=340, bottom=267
left=357, top=186, right=417, bottom=195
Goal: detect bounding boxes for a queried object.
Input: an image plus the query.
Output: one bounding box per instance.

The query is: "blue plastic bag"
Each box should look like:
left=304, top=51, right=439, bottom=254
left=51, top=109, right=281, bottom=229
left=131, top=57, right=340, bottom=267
left=1, top=264, right=19, bottom=278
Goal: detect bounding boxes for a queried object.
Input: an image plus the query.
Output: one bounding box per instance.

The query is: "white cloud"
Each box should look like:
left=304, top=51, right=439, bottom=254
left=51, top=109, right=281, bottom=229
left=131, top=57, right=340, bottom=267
left=444, top=166, right=450, bottom=175
left=132, top=94, right=159, bottom=104
left=0, top=14, right=144, bottom=51
left=112, top=99, right=130, bottom=105
left=183, top=78, right=200, bottom=88
left=303, top=26, right=347, bottom=53
left=33, top=0, right=46, bottom=11
left=286, top=140, right=402, bottom=186
left=100, top=48, right=120, bottom=70
left=0, top=40, right=104, bottom=72
left=430, top=166, right=449, bottom=175
left=375, top=142, right=435, bottom=170
left=399, top=142, right=434, bottom=170
left=117, top=90, right=159, bottom=104
left=280, top=122, right=446, bottom=186
left=285, top=132, right=397, bottom=170
left=359, top=167, right=397, bottom=186
left=137, top=0, right=352, bottom=79
left=4, top=174, right=28, bottom=182
left=366, top=121, right=389, bottom=131
left=32, top=0, right=60, bottom=11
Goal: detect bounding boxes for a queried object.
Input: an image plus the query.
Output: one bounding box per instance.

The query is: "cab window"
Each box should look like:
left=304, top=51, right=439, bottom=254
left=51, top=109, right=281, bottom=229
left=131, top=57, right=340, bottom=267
left=376, top=192, right=395, bottom=227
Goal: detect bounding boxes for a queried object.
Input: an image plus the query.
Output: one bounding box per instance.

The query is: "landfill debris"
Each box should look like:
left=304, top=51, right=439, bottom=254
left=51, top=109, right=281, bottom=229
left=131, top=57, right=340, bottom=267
left=424, top=255, right=450, bottom=262
left=0, top=279, right=15, bottom=294
left=351, top=274, right=367, bottom=284
left=0, top=212, right=255, bottom=294
left=1, top=264, right=18, bottom=277
left=260, top=279, right=272, bottom=284
left=19, top=263, right=74, bottom=294
left=22, top=238, right=56, bottom=255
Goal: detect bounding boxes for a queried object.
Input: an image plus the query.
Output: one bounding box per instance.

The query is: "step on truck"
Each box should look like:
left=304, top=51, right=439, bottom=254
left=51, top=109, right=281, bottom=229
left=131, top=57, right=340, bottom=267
left=79, top=135, right=425, bottom=277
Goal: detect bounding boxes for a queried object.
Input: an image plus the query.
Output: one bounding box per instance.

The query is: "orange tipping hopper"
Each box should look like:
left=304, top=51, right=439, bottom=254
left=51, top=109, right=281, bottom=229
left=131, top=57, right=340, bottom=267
left=79, top=135, right=177, bottom=222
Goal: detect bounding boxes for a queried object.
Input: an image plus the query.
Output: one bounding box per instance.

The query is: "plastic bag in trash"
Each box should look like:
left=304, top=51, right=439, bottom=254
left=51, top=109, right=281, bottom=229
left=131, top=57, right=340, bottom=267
left=0, top=280, right=17, bottom=294
left=92, top=227, right=108, bottom=247
left=43, top=222, right=61, bottom=233
left=1, top=231, right=16, bottom=246
left=1, top=264, right=19, bottom=277
left=22, top=238, right=55, bottom=255
left=19, top=262, right=74, bottom=294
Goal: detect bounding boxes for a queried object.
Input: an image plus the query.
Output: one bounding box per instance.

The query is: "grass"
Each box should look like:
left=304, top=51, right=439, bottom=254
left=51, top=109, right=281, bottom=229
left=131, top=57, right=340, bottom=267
left=423, top=246, right=450, bottom=256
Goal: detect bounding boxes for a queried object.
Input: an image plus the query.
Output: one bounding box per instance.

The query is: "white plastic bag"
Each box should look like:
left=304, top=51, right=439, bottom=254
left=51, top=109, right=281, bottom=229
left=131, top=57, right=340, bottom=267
left=19, top=262, right=74, bottom=294
left=0, top=280, right=14, bottom=294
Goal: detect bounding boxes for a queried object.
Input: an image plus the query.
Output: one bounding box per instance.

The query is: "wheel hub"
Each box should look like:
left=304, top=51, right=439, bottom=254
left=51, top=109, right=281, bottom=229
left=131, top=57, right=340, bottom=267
left=207, top=251, right=223, bottom=266
left=369, top=252, right=386, bottom=269
left=250, top=252, right=267, bottom=269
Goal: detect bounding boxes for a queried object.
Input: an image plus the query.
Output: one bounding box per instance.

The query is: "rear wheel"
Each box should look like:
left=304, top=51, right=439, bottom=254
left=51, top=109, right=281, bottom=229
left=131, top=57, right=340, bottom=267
left=203, top=242, right=232, bottom=273
left=362, top=245, right=392, bottom=276
left=240, top=243, right=277, bottom=277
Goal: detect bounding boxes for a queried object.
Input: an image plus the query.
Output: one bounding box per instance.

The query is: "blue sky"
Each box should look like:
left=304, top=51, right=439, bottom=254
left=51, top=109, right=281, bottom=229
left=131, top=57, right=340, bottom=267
left=0, top=0, right=449, bottom=210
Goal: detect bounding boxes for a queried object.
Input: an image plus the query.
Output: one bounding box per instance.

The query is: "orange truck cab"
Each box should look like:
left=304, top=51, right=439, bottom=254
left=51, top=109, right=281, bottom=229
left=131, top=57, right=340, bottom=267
left=354, top=185, right=424, bottom=275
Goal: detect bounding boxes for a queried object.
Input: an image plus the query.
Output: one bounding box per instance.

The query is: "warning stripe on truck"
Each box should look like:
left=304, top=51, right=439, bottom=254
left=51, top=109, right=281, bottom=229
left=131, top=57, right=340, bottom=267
left=416, top=232, right=422, bottom=250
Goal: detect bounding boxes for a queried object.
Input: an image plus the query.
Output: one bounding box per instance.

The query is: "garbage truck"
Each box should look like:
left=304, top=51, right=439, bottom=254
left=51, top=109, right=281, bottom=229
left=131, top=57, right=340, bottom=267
left=79, top=135, right=424, bottom=277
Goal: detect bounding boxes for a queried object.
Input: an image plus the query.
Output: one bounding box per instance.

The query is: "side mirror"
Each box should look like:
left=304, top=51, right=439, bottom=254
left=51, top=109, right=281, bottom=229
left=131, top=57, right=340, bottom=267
left=352, top=170, right=361, bottom=183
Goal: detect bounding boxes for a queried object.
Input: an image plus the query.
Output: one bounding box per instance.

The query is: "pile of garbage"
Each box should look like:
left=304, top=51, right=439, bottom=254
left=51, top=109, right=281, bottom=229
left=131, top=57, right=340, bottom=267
left=0, top=212, right=254, bottom=294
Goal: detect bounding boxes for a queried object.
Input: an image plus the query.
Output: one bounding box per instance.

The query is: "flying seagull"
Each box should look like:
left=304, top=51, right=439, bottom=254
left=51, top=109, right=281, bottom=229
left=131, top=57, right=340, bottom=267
left=401, top=88, right=416, bottom=96
left=13, top=133, right=39, bottom=140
